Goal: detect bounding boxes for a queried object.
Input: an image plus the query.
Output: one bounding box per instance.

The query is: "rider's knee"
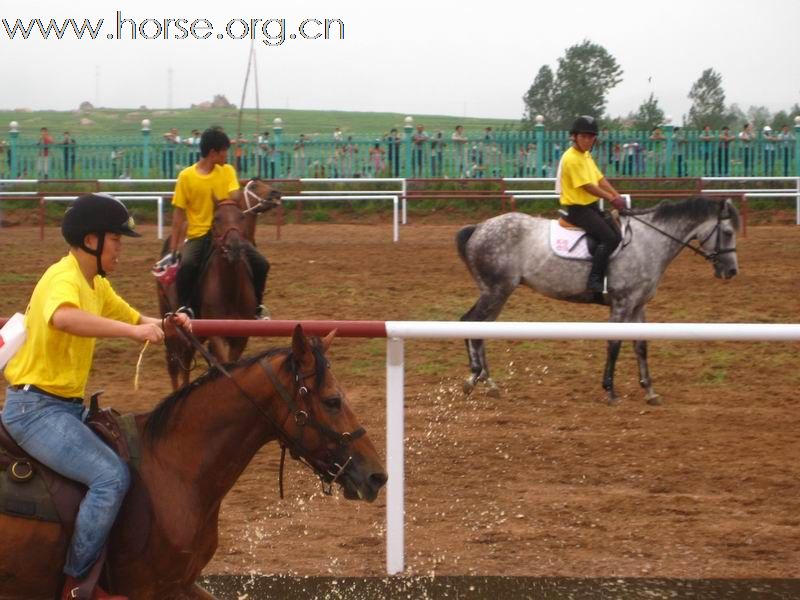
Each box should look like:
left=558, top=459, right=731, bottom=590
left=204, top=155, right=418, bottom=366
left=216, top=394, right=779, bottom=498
left=93, top=457, right=130, bottom=498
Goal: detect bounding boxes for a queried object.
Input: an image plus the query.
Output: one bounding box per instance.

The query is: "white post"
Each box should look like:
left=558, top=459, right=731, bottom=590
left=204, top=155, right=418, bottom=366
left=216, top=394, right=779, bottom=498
left=392, top=196, right=399, bottom=243
left=157, top=196, right=164, bottom=240
left=385, top=337, right=405, bottom=574
left=796, top=177, right=799, bottom=226
left=401, top=178, right=407, bottom=225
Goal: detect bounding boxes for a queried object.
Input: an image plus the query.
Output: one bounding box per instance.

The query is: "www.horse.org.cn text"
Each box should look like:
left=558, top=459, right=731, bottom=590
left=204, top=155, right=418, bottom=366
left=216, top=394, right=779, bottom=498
left=1, top=11, right=346, bottom=46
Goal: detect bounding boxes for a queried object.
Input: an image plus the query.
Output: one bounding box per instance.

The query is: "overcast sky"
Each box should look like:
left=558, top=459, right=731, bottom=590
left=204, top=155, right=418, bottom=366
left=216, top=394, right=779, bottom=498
left=2, top=0, right=798, bottom=123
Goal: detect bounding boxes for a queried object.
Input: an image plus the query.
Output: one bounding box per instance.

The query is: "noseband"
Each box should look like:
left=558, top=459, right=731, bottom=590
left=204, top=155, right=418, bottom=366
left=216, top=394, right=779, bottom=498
left=170, top=322, right=364, bottom=497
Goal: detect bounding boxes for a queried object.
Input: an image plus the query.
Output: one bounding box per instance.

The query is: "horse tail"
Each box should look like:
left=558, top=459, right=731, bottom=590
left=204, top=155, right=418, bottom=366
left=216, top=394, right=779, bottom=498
left=455, top=225, right=477, bottom=264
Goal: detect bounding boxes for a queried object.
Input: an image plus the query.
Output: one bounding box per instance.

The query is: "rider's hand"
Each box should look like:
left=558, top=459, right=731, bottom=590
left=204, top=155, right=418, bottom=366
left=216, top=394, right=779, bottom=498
left=610, top=195, right=626, bottom=210
left=132, top=323, right=165, bottom=344
left=164, top=312, right=192, bottom=337
left=153, top=252, right=178, bottom=271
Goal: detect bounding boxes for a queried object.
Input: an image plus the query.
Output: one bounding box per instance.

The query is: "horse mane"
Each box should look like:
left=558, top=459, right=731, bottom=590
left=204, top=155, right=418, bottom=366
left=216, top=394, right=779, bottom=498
left=143, top=336, right=329, bottom=444
left=628, top=196, right=741, bottom=231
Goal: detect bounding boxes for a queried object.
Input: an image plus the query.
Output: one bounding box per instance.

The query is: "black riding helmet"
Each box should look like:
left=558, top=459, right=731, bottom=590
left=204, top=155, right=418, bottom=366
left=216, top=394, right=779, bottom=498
left=62, top=193, right=140, bottom=277
left=570, top=115, right=599, bottom=136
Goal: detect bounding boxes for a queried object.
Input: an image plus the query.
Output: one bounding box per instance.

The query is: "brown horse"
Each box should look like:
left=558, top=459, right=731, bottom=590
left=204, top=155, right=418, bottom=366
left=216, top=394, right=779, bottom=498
left=0, top=325, right=387, bottom=600
left=158, top=179, right=281, bottom=390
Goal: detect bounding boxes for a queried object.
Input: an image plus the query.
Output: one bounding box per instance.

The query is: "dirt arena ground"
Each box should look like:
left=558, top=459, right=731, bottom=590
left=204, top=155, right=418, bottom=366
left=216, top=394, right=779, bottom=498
left=0, top=212, right=798, bottom=583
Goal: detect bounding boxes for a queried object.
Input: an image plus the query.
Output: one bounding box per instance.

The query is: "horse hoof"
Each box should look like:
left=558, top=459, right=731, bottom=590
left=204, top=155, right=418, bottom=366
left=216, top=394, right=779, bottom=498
left=486, top=385, right=501, bottom=398
left=607, top=395, right=620, bottom=406
left=646, top=394, right=662, bottom=406
left=462, top=379, right=475, bottom=396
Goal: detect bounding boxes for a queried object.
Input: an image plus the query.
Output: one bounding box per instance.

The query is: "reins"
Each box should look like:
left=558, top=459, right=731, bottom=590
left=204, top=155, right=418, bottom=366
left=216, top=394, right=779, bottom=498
left=167, top=319, right=364, bottom=498
left=623, top=201, right=736, bottom=264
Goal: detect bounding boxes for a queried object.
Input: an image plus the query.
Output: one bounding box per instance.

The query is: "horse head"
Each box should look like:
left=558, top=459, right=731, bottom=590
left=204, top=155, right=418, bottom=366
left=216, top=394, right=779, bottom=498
left=263, top=325, right=387, bottom=502
left=242, top=178, right=282, bottom=215
left=695, top=198, right=740, bottom=280
left=211, top=199, right=248, bottom=264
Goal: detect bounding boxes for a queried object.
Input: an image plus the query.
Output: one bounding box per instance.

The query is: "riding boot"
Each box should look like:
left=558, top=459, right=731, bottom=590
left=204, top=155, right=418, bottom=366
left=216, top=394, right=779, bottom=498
left=587, top=243, right=610, bottom=293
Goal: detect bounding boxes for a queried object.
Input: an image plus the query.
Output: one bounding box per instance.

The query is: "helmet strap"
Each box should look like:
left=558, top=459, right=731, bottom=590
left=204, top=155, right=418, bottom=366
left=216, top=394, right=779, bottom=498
left=79, top=232, right=107, bottom=278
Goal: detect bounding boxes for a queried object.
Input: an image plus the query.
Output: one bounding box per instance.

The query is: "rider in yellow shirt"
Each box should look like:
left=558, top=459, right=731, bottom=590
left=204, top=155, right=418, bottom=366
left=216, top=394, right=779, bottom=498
left=165, top=127, right=270, bottom=318
left=559, top=116, right=625, bottom=293
left=2, top=194, right=190, bottom=600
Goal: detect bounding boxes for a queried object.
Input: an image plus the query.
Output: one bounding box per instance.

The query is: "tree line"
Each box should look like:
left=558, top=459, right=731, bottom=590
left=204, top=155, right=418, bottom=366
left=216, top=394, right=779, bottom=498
left=522, top=40, right=800, bottom=131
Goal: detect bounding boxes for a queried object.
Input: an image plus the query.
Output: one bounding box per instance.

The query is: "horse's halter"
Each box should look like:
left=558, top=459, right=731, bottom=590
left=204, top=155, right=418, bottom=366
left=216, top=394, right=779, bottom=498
left=241, top=179, right=280, bottom=214
left=170, top=322, right=365, bottom=498
left=626, top=201, right=737, bottom=265
left=242, top=180, right=264, bottom=213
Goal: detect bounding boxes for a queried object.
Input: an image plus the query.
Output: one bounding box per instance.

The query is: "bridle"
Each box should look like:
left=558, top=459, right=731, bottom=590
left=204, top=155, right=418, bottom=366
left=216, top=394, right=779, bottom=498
left=624, top=200, right=737, bottom=265
left=212, top=201, right=246, bottom=253
left=168, top=321, right=365, bottom=498
left=242, top=179, right=279, bottom=214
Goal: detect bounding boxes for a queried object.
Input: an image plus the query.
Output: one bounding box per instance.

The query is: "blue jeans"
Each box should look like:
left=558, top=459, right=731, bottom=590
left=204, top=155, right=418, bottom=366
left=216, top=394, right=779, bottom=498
left=1, top=387, right=130, bottom=578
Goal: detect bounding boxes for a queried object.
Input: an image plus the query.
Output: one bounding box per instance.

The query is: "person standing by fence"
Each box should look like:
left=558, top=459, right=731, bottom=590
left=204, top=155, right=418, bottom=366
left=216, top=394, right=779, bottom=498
left=412, top=124, right=429, bottom=177
left=673, top=127, right=686, bottom=177
left=762, top=126, right=777, bottom=176
left=162, top=128, right=181, bottom=179
left=384, top=129, right=400, bottom=177
left=738, top=123, right=754, bottom=176
left=451, top=125, right=468, bottom=178
left=719, top=126, right=734, bottom=176
left=37, top=127, right=54, bottom=180
left=778, top=124, right=795, bottom=176
left=62, top=131, right=76, bottom=179
left=700, top=125, right=714, bottom=175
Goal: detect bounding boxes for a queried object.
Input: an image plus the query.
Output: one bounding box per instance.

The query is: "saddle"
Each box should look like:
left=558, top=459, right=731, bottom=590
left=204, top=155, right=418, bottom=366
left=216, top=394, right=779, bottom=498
left=0, top=393, right=138, bottom=529
left=549, top=212, right=630, bottom=261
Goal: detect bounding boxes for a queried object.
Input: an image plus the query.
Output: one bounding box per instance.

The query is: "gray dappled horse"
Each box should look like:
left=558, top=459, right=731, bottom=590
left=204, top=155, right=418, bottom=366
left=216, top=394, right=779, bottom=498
left=456, top=197, right=740, bottom=405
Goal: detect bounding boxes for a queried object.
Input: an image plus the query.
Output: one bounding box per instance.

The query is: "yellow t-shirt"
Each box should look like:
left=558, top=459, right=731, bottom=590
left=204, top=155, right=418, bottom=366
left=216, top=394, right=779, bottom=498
left=4, top=254, right=141, bottom=398
left=559, top=146, right=604, bottom=206
left=172, top=163, right=240, bottom=239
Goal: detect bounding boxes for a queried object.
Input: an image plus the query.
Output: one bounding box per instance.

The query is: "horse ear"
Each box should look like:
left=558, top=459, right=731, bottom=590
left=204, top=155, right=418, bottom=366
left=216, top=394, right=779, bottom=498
left=321, top=328, right=337, bottom=352
left=291, top=324, right=314, bottom=368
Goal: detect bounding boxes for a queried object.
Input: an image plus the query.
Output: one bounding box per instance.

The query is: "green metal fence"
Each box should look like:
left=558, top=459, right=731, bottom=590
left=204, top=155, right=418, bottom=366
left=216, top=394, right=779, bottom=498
left=2, top=122, right=798, bottom=180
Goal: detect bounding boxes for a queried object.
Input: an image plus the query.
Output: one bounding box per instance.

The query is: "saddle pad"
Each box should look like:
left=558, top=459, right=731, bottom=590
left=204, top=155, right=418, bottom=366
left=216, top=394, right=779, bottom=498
left=549, top=220, right=592, bottom=260
left=548, top=218, right=630, bottom=261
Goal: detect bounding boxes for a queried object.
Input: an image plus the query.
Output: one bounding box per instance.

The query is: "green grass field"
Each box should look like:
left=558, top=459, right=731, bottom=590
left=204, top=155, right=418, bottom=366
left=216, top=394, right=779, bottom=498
left=0, top=107, right=520, bottom=141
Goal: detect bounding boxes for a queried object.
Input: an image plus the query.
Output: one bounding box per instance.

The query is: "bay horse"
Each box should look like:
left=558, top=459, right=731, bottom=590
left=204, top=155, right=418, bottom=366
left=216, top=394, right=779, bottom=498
left=158, top=179, right=281, bottom=390
left=456, top=197, right=740, bottom=405
left=0, top=325, right=387, bottom=600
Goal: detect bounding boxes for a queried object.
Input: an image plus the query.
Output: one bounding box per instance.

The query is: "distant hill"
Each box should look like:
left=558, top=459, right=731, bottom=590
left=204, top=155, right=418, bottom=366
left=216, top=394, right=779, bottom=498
left=0, top=107, right=522, bottom=140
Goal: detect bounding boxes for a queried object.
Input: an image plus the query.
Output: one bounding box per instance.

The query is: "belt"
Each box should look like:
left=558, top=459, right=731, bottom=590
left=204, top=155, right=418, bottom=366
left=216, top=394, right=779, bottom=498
left=11, top=384, right=83, bottom=405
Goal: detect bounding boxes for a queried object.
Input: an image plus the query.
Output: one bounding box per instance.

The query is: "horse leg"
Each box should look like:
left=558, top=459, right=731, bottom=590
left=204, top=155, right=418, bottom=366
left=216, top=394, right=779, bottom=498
left=207, top=336, right=231, bottom=364
left=602, top=340, right=623, bottom=405
left=631, top=306, right=661, bottom=405
left=227, top=336, right=248, bottom=362
left=460, top=287, right=513, bottom=397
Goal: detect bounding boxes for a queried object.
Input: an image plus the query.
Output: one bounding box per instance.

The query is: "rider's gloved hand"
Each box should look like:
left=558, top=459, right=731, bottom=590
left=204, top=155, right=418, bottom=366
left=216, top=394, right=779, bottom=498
left=610, top=196, right=626, bottom=210
left=155, top=252, right=177, bottom=268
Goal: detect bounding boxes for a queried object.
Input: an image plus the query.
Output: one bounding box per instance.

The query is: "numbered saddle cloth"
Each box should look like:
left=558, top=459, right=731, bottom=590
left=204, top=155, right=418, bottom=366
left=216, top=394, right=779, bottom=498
left=549, top=217, right=630, bottom=261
